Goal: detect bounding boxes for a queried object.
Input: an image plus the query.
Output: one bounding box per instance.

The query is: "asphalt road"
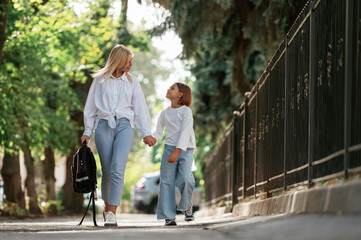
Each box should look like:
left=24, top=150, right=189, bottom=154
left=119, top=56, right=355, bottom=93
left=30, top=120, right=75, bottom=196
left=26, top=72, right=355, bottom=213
left=1, top=213, right=361, bottom=240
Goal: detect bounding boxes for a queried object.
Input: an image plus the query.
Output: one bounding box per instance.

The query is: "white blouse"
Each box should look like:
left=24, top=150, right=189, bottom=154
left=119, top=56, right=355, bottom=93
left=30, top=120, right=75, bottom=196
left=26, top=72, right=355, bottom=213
left=83, top=73, right=151, bottom=138
left=153, top=106, right=196, bottom=151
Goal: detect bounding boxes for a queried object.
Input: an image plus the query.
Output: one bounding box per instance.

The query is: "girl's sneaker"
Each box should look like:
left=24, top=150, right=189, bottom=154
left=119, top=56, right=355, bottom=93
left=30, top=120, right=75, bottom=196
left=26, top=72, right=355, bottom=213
left=184, top=206, right=195, bottom=221
left=164, top=218, right=177, bottom=226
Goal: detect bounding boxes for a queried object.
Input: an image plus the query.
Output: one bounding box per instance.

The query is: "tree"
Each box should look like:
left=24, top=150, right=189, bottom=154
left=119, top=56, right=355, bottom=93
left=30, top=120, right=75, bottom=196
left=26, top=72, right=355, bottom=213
left=0, top=0, right=117, bottom=214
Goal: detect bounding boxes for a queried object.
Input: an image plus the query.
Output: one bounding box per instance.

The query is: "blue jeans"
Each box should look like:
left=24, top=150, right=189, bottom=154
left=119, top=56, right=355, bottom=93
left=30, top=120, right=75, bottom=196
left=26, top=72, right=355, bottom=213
left=157, top=144, right=195, bottom=220
left=95, top=118, right=134, bottom=206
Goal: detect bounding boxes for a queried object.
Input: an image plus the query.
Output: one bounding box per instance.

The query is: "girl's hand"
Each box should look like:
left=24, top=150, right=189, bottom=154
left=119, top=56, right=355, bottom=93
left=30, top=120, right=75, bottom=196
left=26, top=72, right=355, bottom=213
left=81, top=135, right=90, bottom=145
left=168, top=148, right=181, bottom=163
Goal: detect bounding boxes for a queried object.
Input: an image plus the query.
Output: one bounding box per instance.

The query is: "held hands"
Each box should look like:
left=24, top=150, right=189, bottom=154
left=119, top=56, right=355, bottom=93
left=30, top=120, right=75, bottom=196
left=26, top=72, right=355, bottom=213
left=168, top=148, right=181, bottom=163
left=143, top=135, right=157, bottom=147
left=81, top=135, right=90, bottom=145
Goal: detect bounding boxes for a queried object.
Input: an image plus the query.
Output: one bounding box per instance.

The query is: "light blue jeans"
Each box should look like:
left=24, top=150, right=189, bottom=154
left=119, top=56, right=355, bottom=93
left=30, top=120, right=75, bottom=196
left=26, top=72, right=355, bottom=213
left=95, top=118, right=134, bottom=206
left=157, top=144, right=195, bottom=220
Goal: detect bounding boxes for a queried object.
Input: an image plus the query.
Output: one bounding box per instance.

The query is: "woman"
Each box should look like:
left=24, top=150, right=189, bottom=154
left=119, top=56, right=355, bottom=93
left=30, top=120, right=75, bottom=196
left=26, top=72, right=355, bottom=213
left=81, top=44, right=155, bottom=226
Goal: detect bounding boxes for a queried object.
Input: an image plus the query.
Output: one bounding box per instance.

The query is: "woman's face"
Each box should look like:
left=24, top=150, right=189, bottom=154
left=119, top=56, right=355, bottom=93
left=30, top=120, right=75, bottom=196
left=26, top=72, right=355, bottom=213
left=119, top=56, right=133, bottom=72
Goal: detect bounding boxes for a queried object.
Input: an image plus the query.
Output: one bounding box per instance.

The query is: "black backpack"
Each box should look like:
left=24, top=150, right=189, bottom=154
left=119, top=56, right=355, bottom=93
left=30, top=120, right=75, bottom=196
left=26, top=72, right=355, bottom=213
left=72, top=141, right=98, bottom=226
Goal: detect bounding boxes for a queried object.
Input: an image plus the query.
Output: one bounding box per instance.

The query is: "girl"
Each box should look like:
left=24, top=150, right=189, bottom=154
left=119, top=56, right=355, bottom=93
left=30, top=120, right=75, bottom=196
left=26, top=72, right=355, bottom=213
left=149, top=82, right=196, bottom=226
left=81, top=44, right=155, bottom=226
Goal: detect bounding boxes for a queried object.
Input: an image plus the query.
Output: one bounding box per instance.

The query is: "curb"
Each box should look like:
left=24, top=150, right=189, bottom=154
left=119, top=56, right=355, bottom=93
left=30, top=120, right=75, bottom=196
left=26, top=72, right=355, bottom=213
left=195, top=180, right=361, bottom=218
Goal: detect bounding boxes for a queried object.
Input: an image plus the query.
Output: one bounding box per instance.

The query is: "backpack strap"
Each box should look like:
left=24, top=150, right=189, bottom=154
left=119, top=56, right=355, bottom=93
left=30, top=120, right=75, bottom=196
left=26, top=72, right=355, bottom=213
left=92, top=191, right=97, bottom=226
left=78, top=191, right=98, bottom=226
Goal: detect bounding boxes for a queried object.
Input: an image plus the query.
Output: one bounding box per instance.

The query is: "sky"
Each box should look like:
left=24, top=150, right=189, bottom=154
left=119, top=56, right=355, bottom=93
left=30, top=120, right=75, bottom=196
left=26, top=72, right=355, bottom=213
left=115, top=1, right=182, bottom=59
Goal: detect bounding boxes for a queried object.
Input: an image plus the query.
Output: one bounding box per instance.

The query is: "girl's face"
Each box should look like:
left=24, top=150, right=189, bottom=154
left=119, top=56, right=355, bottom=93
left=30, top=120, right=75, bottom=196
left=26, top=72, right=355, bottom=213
left=166, top=84, right=183, bottom=101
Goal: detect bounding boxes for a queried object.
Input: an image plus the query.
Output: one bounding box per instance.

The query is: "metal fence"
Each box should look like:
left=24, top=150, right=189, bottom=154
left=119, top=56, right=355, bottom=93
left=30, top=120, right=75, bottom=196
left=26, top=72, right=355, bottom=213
left=204, top=0, right=361, bottom=208
left=0, top=180, right=3, bottom=210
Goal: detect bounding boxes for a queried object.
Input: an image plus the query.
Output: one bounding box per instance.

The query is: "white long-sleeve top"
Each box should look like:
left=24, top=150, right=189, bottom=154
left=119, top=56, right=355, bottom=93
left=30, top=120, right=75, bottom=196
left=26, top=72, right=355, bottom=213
left=83, top=73, right=152, bottom=138
left=153, top=106, right=196, bottom=151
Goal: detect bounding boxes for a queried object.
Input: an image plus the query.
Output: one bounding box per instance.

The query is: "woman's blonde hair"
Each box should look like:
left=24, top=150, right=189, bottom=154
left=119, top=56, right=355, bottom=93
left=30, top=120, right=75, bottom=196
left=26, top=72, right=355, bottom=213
left=92, top=44, right=133, bottom=82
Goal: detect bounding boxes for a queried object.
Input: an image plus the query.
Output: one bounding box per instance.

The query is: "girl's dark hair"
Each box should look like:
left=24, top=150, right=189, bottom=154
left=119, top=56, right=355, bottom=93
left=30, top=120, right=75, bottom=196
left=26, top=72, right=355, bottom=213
left=176, top=82, right=192, bottom=107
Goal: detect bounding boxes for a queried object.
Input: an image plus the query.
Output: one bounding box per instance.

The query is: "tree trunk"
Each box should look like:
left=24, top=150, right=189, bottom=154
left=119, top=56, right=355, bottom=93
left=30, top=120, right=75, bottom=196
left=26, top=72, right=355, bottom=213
left=22, top=141, right=42, bottom=215
left=0, top=0, right=9, bottom=66
left=0, top=150, right=25, bottom=210
left=121, top=0, right=128, bottom=24
left=234, top=39, right=252, bottom=94
left=61, top=145, right=83, bottom=213
left=44, top=147, right=58, bottom=215
left=62, top=72, right=93, bottom=213
left=233, top=0, right=253, bottom=94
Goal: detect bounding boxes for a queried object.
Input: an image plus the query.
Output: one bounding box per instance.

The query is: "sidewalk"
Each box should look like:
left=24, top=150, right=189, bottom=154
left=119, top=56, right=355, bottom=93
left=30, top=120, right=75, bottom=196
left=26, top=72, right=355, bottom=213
left=0, top=213, right=241, bottom=232
left=2, top=179, right=360, bottom=233
left=2, top=213, right=361, bottom=240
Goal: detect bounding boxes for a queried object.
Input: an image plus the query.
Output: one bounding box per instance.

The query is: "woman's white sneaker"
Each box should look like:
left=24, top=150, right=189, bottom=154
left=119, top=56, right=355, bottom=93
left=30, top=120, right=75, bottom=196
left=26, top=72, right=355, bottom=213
left=104, top=211, right=117, bottom=227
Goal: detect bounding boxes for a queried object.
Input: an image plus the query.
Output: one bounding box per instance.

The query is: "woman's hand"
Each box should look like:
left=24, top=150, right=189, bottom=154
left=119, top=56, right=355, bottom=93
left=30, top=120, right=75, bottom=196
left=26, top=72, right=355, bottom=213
left=143, top=135, right=157, bottom=147
left=81, top=135, right=90, bottom=145
left=168, top=148, right=181, bottom=163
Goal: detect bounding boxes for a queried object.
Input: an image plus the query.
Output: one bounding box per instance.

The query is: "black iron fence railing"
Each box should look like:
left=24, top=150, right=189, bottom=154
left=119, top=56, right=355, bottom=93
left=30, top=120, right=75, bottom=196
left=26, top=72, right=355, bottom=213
left=204, top=0, right=361, bottom=208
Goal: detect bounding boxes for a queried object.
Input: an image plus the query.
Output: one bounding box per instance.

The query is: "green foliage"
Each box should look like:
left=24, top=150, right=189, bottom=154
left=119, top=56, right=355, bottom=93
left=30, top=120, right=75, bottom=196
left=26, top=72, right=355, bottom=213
left=0, top=0, right=117, bottom=156
left=0, top=201, right=26, bottom=217
left=38, top=188, right=64, bottom=214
